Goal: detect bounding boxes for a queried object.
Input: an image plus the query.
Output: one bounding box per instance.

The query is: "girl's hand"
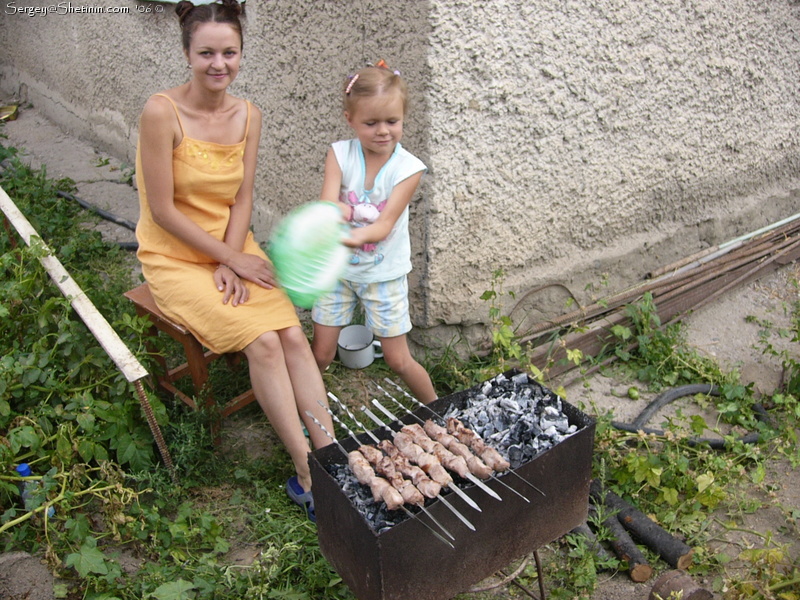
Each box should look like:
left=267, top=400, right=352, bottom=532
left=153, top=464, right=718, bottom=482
left=343, top=225, right=371, bottom=248
left=214, top=265, right=249, bottom=306
left=227, top=252, right=277, bottom=290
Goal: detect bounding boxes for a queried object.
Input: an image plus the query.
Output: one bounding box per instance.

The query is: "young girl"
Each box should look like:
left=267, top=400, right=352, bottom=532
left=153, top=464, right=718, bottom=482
left=135, top=0, right=333, bottom=521
left=311, top=61, right=436, bottom=404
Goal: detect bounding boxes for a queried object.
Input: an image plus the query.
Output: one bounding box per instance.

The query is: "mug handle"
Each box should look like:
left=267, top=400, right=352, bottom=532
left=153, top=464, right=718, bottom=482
left=372, top=340, right=383, bottom=359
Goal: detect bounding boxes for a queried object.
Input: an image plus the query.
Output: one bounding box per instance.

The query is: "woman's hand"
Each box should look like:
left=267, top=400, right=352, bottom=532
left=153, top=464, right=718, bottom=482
left=227, top=252, right=278, bottom=290
left=214, top=264, right=250, bottom=306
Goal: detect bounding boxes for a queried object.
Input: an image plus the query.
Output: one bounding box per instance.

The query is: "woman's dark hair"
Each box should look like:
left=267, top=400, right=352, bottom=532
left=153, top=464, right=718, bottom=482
left=175, top=0, right=244, bottom=51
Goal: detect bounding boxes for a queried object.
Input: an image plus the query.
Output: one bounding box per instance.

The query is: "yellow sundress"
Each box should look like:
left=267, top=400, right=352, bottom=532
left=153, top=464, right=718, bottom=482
left=135, top=94, right=298, bottom=354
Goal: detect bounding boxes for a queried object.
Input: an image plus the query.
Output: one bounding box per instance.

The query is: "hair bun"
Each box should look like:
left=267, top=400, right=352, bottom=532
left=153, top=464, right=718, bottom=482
left=175, top=0, right=194, bottom=23
left=220, top=0, right=243, bottom=16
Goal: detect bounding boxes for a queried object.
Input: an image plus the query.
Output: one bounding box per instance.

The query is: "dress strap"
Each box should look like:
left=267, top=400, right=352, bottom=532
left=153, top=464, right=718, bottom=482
left=153, top=93, right=185, bottom=138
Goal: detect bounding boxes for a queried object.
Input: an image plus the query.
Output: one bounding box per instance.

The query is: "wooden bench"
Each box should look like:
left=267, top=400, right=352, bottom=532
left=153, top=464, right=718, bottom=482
left=124, top=283, right=256, bottom=441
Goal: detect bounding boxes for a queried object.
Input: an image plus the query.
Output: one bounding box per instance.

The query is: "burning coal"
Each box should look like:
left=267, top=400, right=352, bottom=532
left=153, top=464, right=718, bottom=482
left=441, top=371, right=579, bottom=469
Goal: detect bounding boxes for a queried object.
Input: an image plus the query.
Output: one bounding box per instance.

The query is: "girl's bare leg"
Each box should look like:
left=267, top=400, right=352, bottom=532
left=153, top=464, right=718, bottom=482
left=311, top=322, right=342, bottom=372
left=379, top=334, right=437, bottom=404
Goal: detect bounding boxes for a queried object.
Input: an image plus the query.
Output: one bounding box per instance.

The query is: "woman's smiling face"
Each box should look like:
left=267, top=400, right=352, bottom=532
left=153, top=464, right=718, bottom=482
left=185, top=21, right=242, bottom=91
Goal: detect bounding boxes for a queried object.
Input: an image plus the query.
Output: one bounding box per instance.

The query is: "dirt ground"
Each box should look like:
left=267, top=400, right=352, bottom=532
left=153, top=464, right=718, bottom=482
left=1, top=103, right=799, bottom=600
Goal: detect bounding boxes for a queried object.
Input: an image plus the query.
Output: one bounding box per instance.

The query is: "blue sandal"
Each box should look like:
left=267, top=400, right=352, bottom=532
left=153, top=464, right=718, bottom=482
left=286, top=476, right=316, bottom=523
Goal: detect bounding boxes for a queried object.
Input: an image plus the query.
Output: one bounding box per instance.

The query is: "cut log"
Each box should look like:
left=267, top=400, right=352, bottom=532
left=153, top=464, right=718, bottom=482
left=590, top=480, right=694, bottom=570
left=600, top=509, right=653, bottom=582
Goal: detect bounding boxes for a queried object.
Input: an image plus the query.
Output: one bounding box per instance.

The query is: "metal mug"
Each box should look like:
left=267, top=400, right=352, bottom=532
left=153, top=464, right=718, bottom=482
left=337, top=325, right=383, bottom=369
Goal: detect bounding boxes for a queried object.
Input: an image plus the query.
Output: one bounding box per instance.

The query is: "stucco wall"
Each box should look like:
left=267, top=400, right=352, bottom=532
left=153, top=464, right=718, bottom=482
left=2, top=0, right=800, bottom=352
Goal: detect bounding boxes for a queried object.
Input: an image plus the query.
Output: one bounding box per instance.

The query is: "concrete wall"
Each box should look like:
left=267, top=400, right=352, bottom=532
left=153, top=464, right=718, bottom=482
left=2, top=0, right=799, bottom=352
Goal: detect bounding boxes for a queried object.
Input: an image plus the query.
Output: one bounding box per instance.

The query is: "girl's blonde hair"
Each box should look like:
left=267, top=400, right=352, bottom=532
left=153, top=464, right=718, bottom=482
left=343, top=63, right=408, bottom=115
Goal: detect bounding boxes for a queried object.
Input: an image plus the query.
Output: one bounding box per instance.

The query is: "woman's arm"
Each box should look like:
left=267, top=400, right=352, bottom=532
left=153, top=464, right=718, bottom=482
left=225, top=103, right=262, bottom=252
left=344, top=171, right=423, bottom=248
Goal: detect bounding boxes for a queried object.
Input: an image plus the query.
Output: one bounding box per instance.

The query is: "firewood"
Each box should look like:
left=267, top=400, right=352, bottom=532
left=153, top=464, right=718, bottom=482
left=600, top=509, right=654, bottom=582
left=590, top=480, right=694, bottom=570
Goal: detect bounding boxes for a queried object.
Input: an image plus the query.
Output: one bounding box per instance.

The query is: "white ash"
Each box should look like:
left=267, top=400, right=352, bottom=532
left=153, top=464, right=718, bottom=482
left=441, top=372, right=579, bottom=469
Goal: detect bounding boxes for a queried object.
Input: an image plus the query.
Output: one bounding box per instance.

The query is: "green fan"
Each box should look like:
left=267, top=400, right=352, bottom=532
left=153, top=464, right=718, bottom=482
left=267, top=201, right=350, bottom=308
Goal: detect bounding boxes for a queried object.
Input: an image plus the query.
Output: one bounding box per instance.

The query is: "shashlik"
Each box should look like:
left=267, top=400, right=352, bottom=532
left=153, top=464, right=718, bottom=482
left=346, top=416, right=512, bottom=511
left=401, top=423, right=475, bottom=480
left=421, top=420, right=494, bottom=479
left=445, top=417, right=511, bottom=472
left=377, top=439, right=442, bottom=498
left=358, top=444, right=425, bottom=506
left=347, top=449, right=404, bottom=510
left=392, top=431, right=454, bottom=487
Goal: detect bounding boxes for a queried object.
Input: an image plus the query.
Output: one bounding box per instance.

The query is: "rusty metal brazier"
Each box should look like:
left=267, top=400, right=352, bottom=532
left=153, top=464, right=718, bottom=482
left=310, top=371, right=596, bottom=600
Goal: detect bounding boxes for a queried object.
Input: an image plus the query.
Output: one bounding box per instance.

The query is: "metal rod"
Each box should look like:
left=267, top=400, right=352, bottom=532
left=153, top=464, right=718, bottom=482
left=322, top=398, right=380, bottom=444
left=385, top=378, right=546, bottom=497
left=371, top=399, right=502, bottom=503
left=304, top=411, right=349, bottom=456
left=328, top=392, right=379, bottom=442
left=375, top=390, right=530, bottom=504
left=361, top=405, right=482, bottom=513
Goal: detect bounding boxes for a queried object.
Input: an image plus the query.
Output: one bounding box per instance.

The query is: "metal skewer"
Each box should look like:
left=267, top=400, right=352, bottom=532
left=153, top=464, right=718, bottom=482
left=325, top=395, right=381, bottom=444
left=361, top=405, right=482, bottom=513
left=303, top=411, right=455, bottom=549
left=328, top=392, right=378, bottom=441
left=317, top=402, right=460, bottom=539
left=383, top=378, right=546, bottom=497
left=370, top=399, right=503, bottom=502
left=372, top=390, right=530, bottom=504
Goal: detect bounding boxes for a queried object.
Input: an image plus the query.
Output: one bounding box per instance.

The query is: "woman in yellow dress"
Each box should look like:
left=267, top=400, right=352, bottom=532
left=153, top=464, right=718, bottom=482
left=135, top=0, right=332, bottom=521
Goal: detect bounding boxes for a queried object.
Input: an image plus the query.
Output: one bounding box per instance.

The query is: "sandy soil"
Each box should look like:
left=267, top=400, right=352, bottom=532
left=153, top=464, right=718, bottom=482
left=2, top=103, right=799, bottom=600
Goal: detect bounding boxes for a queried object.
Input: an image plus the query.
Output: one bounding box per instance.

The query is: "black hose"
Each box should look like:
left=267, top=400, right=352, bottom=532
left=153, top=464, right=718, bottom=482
left=611, top=384, right=769, bottom=449
left=1, top=158, right=138, bottom=250
left=55, top=190, right=137, bottom=231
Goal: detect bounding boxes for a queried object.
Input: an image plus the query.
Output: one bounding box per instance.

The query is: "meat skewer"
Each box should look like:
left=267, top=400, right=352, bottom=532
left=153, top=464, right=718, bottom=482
left=358, top=444, right=455, bottom=540
left=382, top=378, right=546, bottom=497
left=325, top=396, right=478, bottom=529
left=376, top=440, right=441, bottom=498
left=347, top=448, right=405, bottom=509
left=358, top=444, right=426, bottom=506
left=384, top=401, right=527, bottom=503
left=303, top=411, right=455, bottom=549
left=321, top=400, right=470, bottom=534
left=440, top=418, right=510, bottom=471
left=419, top=420, right=495, bottom=479
left=371, top=400, right=502, bottom=502
left=362, top=406, right=483, bottom=512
